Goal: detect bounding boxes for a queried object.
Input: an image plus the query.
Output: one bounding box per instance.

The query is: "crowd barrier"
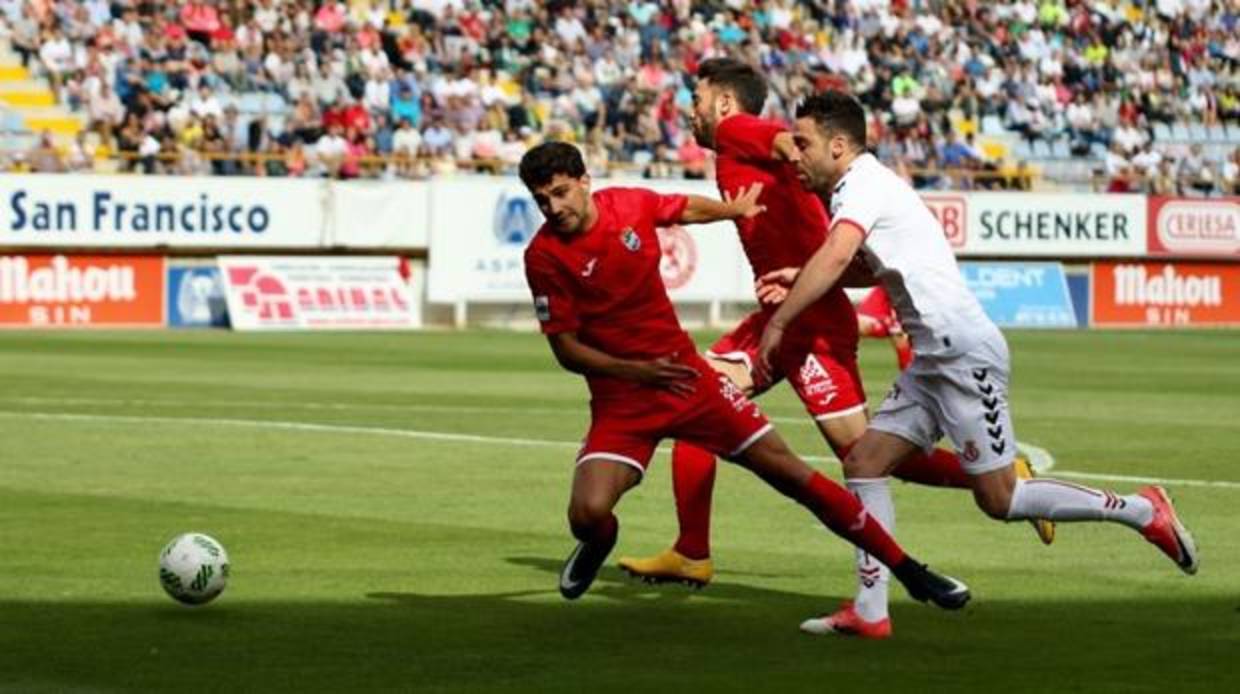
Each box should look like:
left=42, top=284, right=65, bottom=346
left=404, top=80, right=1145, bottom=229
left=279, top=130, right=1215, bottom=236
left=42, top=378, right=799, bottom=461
left=0, top=174, right=1235, bottom=330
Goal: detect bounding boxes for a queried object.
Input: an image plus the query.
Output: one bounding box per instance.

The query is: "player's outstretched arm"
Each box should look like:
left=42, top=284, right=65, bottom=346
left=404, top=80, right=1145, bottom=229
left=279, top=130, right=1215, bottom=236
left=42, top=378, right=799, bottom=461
left=757, top=222, right=866, bottom=372
left=679, top=182, right=765, bottom=223
left=546, top=332, right=699, bottom=396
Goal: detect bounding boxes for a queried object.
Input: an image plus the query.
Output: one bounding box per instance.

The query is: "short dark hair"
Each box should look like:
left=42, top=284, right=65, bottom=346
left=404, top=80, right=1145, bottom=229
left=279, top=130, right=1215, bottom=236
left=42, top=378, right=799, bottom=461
left=518, top=141, right=586, bottom=189
left=796, top=91, right=867, bottom=149
left=696, top=58, right=767, bottom=115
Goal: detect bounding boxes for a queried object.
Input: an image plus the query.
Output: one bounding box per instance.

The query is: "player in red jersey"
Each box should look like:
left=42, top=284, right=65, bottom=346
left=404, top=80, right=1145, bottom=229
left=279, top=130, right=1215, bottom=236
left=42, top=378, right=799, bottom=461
left=856, top=286, right=913, bottom=370
left=518, top=141, right=970, bottom=613
left=616, top=59, right=1051, bottom=637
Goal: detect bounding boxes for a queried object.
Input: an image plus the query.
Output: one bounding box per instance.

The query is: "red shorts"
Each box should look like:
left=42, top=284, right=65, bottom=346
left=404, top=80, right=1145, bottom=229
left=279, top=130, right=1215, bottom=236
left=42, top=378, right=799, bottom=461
left=576, top=353, right=772, bottom=477
left=705, top=310, right=866, bottom=421
left=856, top=287, right=903, bottom=337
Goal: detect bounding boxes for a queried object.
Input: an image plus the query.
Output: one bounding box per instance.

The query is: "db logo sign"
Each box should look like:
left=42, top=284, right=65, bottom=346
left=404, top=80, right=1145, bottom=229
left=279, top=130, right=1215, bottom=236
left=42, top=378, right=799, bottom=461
left=657, top=225, right=697, bottom=290
left=1148, top=197, right=1240, bottom=256
left=922, top=195, right=967, bottom=249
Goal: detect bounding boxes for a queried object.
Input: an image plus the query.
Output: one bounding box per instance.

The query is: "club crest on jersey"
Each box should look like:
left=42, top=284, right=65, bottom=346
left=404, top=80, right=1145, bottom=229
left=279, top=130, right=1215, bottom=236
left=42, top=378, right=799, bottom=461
left=620, top=228, right=641, bottom=251
left=961, top=440, right=980, bottom=463
left=534, top=295, right=550, bottom=321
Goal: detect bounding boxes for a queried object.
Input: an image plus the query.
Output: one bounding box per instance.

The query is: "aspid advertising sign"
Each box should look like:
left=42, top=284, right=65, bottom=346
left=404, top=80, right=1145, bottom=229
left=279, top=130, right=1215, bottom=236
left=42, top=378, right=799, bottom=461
left=0, top=254, right=164, bottom=327
left=1091, top=261, right=1240, bottom=327
left=218, top=256, right=418, bottom=331
left=1147, top=197, right=1240, bottom=257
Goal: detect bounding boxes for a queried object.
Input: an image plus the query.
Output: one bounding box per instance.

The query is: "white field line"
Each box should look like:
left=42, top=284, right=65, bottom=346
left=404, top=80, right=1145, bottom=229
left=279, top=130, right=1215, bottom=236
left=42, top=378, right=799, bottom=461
left=2, top=410, right=1238, bottom=491
left=0, top=395, right=816, bottom=425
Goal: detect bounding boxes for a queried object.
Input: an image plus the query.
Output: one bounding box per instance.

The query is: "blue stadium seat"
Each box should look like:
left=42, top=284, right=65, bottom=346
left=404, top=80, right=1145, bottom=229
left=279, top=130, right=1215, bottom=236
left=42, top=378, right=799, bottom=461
left=980, top=115, right=1005, bottom=136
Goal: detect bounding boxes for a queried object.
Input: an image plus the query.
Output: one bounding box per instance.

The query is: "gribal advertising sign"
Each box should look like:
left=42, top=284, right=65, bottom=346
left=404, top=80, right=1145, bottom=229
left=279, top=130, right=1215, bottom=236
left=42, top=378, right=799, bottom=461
left=1092, top=261, right=1240, bottom=327
left=218, top=256, right=417, bottom=331
left=1147, top=197, right=1240, bottom=257
left=960, top=262, right=1077, bottom=328
left=0, top=254, right=164, bottom=327
left=928, top=193, right=1147, bottom=257
left=167, top=264, right=229, bottom=328
left=426, top=179, right=752, bottom=304
left=0, top=174, right=325, bottom=247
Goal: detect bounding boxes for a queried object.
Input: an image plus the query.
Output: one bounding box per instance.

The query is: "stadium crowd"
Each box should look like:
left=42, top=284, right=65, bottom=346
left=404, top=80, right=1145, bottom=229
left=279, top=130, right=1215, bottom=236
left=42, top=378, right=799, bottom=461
left=1, top=0, right=1238, bottom=194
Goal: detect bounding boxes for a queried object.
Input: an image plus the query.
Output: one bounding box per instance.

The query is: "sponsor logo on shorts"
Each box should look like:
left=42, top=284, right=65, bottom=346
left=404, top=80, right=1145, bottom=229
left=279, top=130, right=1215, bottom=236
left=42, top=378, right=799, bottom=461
left=798, top=356, right=838, bottom=398
left=718, top=375, right=756, bottom=414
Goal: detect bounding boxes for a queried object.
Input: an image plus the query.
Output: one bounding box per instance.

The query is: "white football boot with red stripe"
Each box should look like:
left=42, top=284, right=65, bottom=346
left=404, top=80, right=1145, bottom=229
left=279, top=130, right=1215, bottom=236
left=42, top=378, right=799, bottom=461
left=1138, top=486, right=1199, bottom=575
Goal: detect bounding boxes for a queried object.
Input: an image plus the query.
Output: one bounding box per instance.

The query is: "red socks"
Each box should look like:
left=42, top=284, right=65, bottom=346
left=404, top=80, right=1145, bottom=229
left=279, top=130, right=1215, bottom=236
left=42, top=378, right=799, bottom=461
left=801, top=472, right=906, bottom=569
left=894, top=448, right=972, bottom=488
left=894, top=337, right=913, bottom=370
left=670, top=442, right=716, bottom=560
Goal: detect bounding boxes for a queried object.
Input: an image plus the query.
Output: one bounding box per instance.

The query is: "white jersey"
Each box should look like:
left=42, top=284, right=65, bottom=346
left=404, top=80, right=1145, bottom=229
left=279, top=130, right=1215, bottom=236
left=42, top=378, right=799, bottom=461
left=829, top=153, right=1000, bottom=358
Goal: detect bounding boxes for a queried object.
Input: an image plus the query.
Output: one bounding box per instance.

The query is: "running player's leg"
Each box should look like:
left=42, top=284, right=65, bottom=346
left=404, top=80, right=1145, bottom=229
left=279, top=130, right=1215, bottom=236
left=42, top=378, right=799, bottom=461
left=620, top=317, right=770, bottom=583
left=669, top=364, right=969, bottom=610
left=789, top=349, right=970, bottom=489
left=941, top=351, right=1198, bottom=574
left=562, top=425, right=655, bottom=600
left=732, top=429, right=968, bottom=610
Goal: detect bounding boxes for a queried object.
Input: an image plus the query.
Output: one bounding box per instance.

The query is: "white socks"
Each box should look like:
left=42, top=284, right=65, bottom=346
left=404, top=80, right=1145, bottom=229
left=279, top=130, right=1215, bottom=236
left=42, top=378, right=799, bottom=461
left=846, top=477, right=894, bottom=623
left=1007, top=478, right=1154, bottom=530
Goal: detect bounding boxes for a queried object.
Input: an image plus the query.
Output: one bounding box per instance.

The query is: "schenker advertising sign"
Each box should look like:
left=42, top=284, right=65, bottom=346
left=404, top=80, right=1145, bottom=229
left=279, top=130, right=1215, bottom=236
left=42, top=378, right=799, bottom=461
left=1091, top=261, right=1240, bottom=327
left=934, top=193, right=1147, bottom=257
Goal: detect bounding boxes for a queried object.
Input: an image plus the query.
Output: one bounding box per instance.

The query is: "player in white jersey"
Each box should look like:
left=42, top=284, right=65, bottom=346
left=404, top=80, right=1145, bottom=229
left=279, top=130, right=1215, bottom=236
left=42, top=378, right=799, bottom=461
left=755, top=91, right=1199, bottom=636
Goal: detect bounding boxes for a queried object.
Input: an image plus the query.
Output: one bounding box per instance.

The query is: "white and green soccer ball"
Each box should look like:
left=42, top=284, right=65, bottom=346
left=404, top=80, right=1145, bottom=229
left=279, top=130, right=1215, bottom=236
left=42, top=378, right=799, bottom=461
left=158, top=533, right=230, bottom=605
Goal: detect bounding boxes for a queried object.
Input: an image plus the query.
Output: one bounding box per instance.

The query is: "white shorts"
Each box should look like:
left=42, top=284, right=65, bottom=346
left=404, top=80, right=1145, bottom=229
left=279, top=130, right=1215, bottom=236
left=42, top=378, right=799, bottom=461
left=869, top=338, right=1015, bottom=475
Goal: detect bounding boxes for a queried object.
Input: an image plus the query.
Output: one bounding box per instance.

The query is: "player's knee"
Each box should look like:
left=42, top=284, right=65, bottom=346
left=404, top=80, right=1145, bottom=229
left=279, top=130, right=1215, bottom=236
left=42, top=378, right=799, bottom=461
left=567, top=496, right=613, bottom=538
left=841, top=447, right=870, bottom=479
left=973, top=485, right=1013, bottom=520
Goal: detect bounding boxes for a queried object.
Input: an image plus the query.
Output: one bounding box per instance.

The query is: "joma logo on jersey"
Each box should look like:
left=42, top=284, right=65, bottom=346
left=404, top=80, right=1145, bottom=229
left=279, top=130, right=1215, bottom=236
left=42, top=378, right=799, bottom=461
left=620, top=228, right=641, bottom=251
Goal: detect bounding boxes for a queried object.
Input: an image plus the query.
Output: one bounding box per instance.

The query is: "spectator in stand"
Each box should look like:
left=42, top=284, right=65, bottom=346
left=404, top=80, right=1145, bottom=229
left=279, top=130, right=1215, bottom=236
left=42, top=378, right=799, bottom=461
left=1179, top=144, right=1217, bottom=197
left=10, top=0, right=1238, bottom=184
left=27, top=130, right=64, bottom=173
left=1223, top=147, right=1240, bottom=196
left=314, top=122, right=348, bottom=178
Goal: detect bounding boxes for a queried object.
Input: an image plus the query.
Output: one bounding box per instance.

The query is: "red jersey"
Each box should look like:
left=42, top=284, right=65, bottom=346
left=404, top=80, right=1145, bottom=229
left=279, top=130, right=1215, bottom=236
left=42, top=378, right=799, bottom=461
left=714, top=113, right=859, bottom=352
left=524, top=187, right=697, bottom=400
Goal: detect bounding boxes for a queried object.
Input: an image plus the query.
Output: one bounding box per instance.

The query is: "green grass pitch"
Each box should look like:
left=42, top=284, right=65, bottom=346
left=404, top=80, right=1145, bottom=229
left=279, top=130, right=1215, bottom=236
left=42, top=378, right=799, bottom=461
left=0, top=329, right=1237, bottom=692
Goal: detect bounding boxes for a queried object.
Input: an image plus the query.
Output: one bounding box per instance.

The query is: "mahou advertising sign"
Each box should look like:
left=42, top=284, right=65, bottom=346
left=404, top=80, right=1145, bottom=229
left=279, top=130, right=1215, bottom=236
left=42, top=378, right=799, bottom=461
left=1147, top=197, right=1240, bottom=257
left=1092, top=261, right=1240, bottom=327
left=0, top=254, right=164, bottom=327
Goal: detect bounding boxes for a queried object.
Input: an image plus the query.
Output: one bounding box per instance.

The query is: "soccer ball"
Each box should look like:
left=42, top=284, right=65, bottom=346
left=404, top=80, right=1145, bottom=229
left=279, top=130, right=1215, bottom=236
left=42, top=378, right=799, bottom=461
left=158, top=533, right=230, bottom=605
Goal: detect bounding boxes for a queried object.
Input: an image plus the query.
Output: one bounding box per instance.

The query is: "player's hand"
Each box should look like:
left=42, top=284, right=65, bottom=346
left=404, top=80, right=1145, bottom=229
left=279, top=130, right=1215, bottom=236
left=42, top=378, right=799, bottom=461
left=756, top=322, right=785, bottom=384
left=756, top=267, right=799, bottom=305
left=771, top=132, right=800, bottom=164
left=626, top=356, right=699, bottom=396
left=724, top=182, right=766, bottom=219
